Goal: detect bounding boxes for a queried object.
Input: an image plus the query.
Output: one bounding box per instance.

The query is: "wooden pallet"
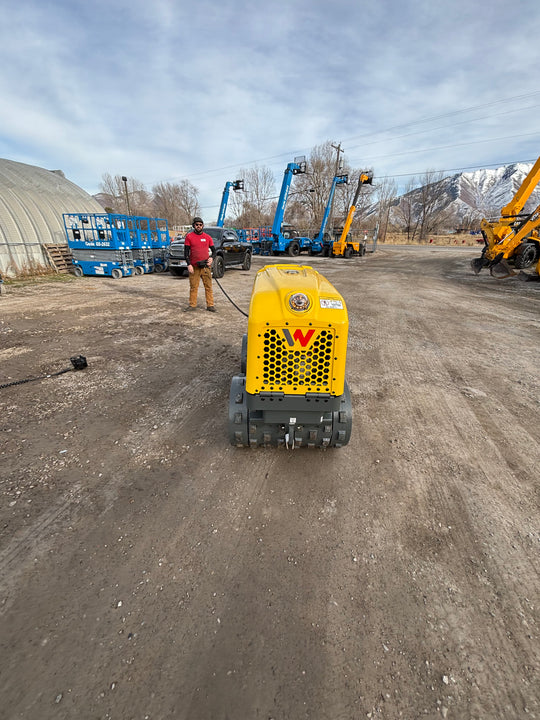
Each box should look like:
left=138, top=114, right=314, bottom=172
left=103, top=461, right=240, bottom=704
left=44, top=244, right=73, bottom=273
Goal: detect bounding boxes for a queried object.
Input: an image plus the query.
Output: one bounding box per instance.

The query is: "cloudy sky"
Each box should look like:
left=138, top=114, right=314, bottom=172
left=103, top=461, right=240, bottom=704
left=1, top=0, right=540, bottom=216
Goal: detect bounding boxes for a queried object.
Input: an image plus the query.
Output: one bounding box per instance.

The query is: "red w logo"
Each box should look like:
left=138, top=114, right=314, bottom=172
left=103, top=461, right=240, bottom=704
left=282, top=328, right=316, bottom=347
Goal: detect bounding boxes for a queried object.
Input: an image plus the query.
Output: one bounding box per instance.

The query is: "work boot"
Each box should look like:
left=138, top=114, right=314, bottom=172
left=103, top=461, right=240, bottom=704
left=206, top=306, right=216, bottom=312
left=184, top=306, right=196, bottom=312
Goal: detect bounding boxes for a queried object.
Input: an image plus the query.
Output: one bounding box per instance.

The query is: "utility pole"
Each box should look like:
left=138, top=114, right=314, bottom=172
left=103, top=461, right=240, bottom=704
left=121, top=176, right=132, bottom=216
left=331, top=142, right=343, bottom=175
left=329, top=142, right=343, bottom=236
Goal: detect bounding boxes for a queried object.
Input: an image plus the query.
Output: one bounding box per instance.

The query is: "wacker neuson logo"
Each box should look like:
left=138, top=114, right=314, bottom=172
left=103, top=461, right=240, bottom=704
left=281, top=328, right=316, bottom=347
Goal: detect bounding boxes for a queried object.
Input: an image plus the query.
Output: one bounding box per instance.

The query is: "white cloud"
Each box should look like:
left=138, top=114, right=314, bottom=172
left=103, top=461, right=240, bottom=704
left=1, top=0, right=539, bottom=206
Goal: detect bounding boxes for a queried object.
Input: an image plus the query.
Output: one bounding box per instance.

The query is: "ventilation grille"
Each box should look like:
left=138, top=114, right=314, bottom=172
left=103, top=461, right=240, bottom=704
left=259, top=328, right=334, bottom=391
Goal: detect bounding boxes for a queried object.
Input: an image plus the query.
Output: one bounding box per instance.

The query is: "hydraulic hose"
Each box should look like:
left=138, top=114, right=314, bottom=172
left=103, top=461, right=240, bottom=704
left=0, top=355, right=87, bottom=390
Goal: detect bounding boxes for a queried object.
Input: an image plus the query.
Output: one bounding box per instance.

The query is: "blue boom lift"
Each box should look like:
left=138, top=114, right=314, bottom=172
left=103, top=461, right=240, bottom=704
left=309, top=174, right=349, bottom=256
left=217, top=179, right=244, bottom=227
left=271, top=157, right=313, bottom=256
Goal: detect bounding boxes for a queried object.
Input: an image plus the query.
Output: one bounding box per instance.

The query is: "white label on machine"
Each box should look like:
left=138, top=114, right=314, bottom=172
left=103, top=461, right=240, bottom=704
left=289, top=417, right=296, bottom=424
left=94, top=267, right=105, bottom=274
left=320, top=298, right=343, bottom=309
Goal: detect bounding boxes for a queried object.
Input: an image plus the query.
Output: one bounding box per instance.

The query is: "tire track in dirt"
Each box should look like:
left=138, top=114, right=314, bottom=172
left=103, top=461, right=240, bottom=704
left=319, top=259, right=539, bottom=718
left=1, top=251, right=538, bottom=719
left=361, top=296, right=538, bottom=717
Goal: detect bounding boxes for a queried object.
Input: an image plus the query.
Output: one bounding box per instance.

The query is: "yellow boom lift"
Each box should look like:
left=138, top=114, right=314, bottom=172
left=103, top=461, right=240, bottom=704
left=332, top=171, right=373, bottom=258
left=471, top=156, right=540, bottom=277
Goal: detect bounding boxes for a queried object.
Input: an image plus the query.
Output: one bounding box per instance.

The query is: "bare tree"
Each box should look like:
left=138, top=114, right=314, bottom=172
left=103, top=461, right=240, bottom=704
left=99, top=174, right=152, bottom=217
left=98, top=173, right=119, bottom=212
left=293, top=143, right=378, bottom=239
left=285, top=195, right=313, bottom=233
left=373, top=176, right=398, bottom=241
left=415, top=170, right=452, bottom=240
left=392, top=171, right=460, bottom=240
left=152, top=180, right=200, bottom=227
left=460, top=208, right=483, bottom=231
left=394, top=177, right=421, bottom=242
left=230, top=166, right=275, bottom=227
left=294, top=141, right=349, bottom=231
left=333, top=167, right=375, bottom=234
left=223, top=142, right=380, bottom=237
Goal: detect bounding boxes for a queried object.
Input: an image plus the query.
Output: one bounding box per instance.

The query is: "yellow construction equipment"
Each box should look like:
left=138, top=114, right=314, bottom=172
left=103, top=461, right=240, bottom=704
left=332, top=171, right=373, bottom=258
left=228, top=264, right=352, bottom=448
left=517, top=255, right=540, bottom=283
left=471, top=157, right=540, bottom=277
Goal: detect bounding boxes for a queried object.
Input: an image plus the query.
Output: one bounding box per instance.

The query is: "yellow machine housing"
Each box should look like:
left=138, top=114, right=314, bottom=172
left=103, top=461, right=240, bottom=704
left=228, top=264, right=352, bottom=448
left=245, top=265, right=348, bottom=397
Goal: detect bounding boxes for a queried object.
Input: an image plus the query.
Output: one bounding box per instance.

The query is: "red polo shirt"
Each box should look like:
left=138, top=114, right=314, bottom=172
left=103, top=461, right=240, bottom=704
left=185, top=231, right=214, bottom=264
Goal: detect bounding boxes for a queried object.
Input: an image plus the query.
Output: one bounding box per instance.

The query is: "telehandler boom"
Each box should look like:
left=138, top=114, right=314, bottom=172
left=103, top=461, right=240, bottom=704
left=309, top=174, right=348, bottom=256
left=471, top=157, right=540, bottom=277
left=332, top=172, right=373, bottom=258
left=270, top=158, right=313, bottom=256
left=217, top=179, right=244, bottom=227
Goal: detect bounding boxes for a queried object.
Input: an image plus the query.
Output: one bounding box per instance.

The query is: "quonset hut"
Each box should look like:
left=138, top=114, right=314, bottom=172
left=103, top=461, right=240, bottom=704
left=0, top=158, right=104, bottom=277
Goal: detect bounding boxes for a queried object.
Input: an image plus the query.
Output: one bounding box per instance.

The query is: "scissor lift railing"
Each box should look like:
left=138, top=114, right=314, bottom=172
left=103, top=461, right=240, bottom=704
left=130, top=216, right=153, bottom=274
left=237, top=226, right=273, bottom=255
left=63, top=213, right=131, bottom=249
left=63, top=213, right=134, bottom=278
left=63, top=213, right=170, bottom=277
left=149, top=217, right=170, bottom=272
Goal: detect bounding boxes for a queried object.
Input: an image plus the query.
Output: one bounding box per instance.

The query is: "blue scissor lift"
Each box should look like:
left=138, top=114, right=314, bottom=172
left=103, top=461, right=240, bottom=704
left=149, top=217, right=170, bottom=272
left=63, top=213, right=134, bottom=278
left=131, top=216, right=153, bottom=274
left=237, top=226, right=273, bottom=255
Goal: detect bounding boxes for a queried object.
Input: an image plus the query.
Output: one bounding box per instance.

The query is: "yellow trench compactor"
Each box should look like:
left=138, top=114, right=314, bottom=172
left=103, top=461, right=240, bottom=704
left=228, top=264, right=352, bottom=448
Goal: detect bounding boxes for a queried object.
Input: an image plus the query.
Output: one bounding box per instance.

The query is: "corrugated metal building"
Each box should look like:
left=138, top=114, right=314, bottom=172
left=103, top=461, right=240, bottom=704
left=0, top=157, right=104, bottom=277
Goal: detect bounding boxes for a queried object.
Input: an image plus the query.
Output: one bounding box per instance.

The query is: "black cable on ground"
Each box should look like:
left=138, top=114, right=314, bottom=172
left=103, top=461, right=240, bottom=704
left=213, top=277, right=248, bottom=317
left=0, top=355, right=88, bottom=390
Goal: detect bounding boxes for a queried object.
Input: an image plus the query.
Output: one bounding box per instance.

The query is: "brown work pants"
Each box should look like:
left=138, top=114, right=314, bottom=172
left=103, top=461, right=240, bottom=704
left=188, top=266, right=214, bottom=308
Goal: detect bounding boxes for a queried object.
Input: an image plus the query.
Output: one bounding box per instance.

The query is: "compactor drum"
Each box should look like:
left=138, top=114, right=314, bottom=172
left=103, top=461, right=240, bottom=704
left=228, top=264, right=352, bottom=448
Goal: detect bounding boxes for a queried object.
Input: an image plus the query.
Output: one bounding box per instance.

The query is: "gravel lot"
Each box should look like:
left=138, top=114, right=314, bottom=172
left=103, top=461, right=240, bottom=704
left=1, top=246, right=539, bottom=720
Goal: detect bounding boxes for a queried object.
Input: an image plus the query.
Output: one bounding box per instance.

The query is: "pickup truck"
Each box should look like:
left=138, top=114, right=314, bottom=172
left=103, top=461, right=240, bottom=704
left=168, top=226, right=252, bottom=278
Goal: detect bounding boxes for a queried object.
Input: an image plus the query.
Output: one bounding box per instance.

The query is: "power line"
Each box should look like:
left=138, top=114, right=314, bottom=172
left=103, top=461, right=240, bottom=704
left=346, top=103, right=540, bottom=152
left=378, top=159, right=537, bottom=181
left=351, top=131, right=540, bottom=165
left=341, top=90, right=540, bottom=145
left=134, top=90, right=540, bottom=207
left=197, top=158, right=538, bottom=209
left=143, top=90, right=540, bottom=189
left=199, top=148, right=539, bottom=206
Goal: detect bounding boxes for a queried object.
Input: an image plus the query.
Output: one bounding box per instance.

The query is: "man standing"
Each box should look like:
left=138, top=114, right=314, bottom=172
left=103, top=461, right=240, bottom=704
left=183, top=217, right=216, bottom=312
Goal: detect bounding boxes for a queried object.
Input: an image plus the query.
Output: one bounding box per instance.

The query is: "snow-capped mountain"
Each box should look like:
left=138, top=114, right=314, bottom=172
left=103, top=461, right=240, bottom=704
left=443, top=162, right=540, bottom=218
left=396, top=162, right=540, bottom=225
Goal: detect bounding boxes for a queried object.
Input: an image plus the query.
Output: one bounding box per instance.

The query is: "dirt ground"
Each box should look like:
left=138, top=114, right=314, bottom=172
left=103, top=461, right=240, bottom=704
left=0, top=246, right=539, bottom=720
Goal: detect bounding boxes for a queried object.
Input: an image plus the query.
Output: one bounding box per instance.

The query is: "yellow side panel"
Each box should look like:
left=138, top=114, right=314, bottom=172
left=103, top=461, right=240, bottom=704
left=246, top=265, right=348, bottom=396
